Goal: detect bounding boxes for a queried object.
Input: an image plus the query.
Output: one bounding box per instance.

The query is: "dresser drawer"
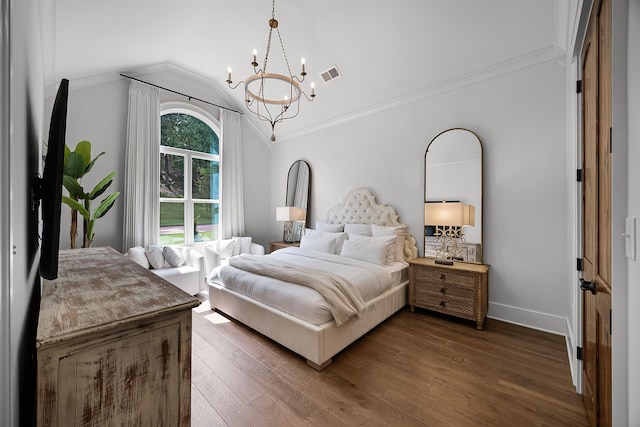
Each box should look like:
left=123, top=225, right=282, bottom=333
left=414, top=267, right=475, bottom=287
left=414, top=288, right=474, bottom=317
left=414, top=280, right=474, bottom=300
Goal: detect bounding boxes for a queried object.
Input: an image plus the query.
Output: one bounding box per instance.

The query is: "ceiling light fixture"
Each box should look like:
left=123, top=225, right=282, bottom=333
left=226, top=0, right=315, bottom=141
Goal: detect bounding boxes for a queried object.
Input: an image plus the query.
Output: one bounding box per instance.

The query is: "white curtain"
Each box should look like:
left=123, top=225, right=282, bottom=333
left=220, top=109, right=245, bottom=238
left=122, top=81, right=160, bottom=250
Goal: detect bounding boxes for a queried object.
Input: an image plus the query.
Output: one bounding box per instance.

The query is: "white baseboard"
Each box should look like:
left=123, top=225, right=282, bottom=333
left=487, top=301, right=568, bottom=336
left=565, top=317, right=582, bottom=391
left=488, top=303, right=582, bottom=393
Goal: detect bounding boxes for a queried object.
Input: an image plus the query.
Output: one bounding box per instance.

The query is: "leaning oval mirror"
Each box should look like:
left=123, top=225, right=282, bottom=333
left=424, top=129, right=483, bottom=263
left=285, top=160, right=311, bottom=239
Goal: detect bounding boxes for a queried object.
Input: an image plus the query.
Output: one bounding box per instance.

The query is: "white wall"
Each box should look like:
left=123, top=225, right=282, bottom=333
left=625, top=0, right=639, bottom=423
left=2, top=0, right=45, bottom=425
left=47, top=65, right=272, bottom=253
left=270, top=59, right=570, bottom=333
left=58, top=78, right=129, bottom=250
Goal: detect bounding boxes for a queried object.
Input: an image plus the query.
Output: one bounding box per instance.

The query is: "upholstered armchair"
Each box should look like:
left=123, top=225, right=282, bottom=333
left=204, top=237, right=265, bottom=281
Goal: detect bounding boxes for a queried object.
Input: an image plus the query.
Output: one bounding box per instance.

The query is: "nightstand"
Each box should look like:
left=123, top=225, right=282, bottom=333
left=269, top=241, right=300, bottom=253
left=408, top=257, right=490, bottom=329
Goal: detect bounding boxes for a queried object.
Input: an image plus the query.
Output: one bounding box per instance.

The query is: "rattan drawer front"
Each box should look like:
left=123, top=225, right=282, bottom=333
left=414, top=288, right=474, bottom=317
left=414, top=280, right=474, bottom=299
left=415, top=268, right=475, bottom=287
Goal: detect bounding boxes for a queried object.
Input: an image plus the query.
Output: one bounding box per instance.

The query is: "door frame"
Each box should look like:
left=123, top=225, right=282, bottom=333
left=570, top=0, right=629, bottom=423
left=608, top=0, right=630, bottom=424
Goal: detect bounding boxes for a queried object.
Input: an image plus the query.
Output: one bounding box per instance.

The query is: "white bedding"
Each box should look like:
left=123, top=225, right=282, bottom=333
left=215, top=247, right=408, bottom=326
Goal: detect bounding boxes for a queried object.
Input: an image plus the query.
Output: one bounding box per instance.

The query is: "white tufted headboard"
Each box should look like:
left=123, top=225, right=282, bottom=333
left=324, top=188, right=418, bottom=261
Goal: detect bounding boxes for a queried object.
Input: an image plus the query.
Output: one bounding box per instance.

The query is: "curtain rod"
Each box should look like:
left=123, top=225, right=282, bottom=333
left=119, top=73, right=243, bottom=115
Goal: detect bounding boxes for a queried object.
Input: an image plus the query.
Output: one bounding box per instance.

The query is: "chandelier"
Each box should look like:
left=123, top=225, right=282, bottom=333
left=226, top=0, right=315, bottom=141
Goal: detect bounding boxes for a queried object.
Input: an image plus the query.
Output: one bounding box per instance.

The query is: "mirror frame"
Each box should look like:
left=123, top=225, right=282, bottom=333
left=424, top=128, right=484, bottom=264
left=285, top=159, right=311, bottom=225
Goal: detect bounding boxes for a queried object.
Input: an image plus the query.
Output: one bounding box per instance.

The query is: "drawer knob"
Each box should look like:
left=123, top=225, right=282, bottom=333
left=440, top=287, right=446, bottom=294
left=439, top=300, right=446, bottom=307
left=439, top=274, right=446, bottom=281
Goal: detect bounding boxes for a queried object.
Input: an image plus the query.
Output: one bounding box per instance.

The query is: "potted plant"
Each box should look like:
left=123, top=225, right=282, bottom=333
left=61, top=140, right=120, bottom=248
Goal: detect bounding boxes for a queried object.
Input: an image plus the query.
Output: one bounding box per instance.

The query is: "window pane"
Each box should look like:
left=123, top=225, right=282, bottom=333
left=160, top=202, right=185, bottom=245
left=192, top=158, right=219, bottom=200
left=161, top=113, right=219, bottom=155
left=160, top=153, right=184, bottom=198
left=194, top=203, right=218, bottom=242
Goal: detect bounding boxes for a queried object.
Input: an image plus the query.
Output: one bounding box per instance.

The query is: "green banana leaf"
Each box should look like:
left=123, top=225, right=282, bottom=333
left=83, top=152, right=105, bottom=175
left=74, top=140, right=92, bottom=167
left=93, top=192, right=120, bottom=219
left=61, top=196, right=90, bottom=219
left=62, top=175, right=85, bottom=199
left=64, top=152, right=86, bottom=179
left=89, top=172, right=115, bottom=200
left=86, top=219, right=95, bottom=244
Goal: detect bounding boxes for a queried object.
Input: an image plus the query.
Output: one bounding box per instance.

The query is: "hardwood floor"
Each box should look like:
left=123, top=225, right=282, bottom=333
left=190, top=298, right=588, bottom=426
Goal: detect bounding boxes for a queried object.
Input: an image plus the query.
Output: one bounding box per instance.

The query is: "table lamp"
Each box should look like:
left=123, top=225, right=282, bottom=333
left=276, top=207, right=306, bottom=243
left=424, top=201, right=475, bottom=264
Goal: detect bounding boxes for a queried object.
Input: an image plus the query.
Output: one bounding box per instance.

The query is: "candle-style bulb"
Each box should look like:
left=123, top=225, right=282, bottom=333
left=301, top=58, right=306, bottom=76
left=227, top=67, right=232, bottom=83
left=252, top=49, right=258, bottom=66
left=310, top=82, right=315, bottom=97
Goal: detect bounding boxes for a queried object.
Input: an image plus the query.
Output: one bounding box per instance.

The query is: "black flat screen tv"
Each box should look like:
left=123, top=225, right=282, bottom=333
left=36, top=78, right=68, bottom=280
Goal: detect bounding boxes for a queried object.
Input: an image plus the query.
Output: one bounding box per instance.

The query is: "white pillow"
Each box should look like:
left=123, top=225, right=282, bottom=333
left=316, top=221, right=345, bottom=233
left=300, top=235, right=336, bottom=254
left=232, top=236, right=252, bottom=255
left=145, top=245, right=165, bottom=269
left=340, top=239, right=387, bottom=266
left=304, top=229, right=347, bottom=254
left=163, top=246, right=184, bottom=267
left=216, top=239, right=236, bottom=260
left=128, top=246, right=150, bottom=269
left=371, top=224, right=408, bottom=262
left=344, top=223, right=372, bottom=237
left=324, top=232, right=348, bottom=254
left=349, top=234, right=396, bottom=265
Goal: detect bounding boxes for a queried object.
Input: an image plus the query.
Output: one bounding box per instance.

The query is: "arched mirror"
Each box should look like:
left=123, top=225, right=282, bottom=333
left=285, top=160, right=311, bottom=241
left=424, top=129, right=483, bottom=263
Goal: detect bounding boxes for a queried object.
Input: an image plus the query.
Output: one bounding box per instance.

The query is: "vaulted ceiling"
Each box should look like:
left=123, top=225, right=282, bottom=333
left=40, top=0, right=577, bottom=142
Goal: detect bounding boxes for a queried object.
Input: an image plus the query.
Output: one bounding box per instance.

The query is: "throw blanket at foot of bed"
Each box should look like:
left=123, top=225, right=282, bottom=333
left=228, top=255, right=366, bottom=326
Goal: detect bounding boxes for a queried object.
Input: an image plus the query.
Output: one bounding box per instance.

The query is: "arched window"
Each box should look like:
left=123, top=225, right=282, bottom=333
left=159, top=106, right=220, bottom=245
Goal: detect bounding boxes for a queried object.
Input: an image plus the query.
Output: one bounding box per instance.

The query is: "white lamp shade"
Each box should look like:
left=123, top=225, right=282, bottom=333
left=464, top=204, right=476, bottom=227
left=276, top=206, right=306, bottom=221
left=424, top=202, right=475, bottom=227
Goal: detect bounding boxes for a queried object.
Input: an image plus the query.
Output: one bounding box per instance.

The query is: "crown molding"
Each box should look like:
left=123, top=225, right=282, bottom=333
left=274, top=46, right=559, bottom=143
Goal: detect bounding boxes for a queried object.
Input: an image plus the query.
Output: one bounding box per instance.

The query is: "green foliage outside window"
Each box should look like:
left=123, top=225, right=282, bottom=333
left=159, top=113, right=219, bottom=244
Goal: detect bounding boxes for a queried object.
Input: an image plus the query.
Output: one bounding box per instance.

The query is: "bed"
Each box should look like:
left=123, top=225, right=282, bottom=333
left=207, top=188, right=418, bottom=370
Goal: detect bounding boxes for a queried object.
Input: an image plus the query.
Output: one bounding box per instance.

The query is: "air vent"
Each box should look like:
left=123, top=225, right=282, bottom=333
left=320, top=66, right=341, bottom=83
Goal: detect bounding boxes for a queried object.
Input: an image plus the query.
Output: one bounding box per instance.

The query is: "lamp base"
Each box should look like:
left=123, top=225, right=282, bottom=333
left=435, top=258, right=454, bottom=266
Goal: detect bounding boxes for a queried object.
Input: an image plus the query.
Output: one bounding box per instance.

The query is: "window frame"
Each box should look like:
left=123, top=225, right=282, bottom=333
left=159, top=103, right=220, bottom=246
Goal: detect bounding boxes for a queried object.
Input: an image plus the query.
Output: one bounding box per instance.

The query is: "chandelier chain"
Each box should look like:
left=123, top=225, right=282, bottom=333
left=263, top=29, right=272, bottom=72
left=276, top=28, right=294, bottom=78
left=262, top=0, right=276, bottom=72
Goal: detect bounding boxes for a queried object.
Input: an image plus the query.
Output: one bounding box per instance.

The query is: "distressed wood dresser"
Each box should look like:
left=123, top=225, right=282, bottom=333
left=36, top=246, right=200, bottom=426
